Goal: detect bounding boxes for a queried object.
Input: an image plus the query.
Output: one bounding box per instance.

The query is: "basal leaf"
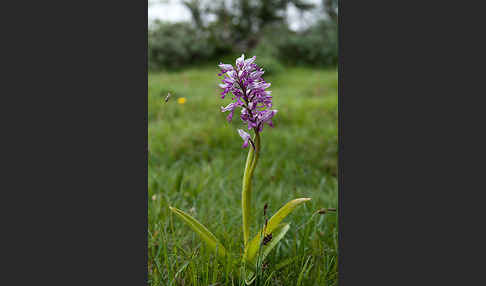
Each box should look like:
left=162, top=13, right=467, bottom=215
left=243, top=198, right=311, bottom=263
left=258, top=223, right=290, bottom=264
left=169, top=206, right=226, bottom=257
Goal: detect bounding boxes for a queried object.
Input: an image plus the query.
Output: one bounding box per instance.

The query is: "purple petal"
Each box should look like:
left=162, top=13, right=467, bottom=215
left=226, top=109, right=235, bottom=122
left=242, top=141, right=249, bottom=148
left=238, top=128, right=250, bottom=141
left=218, top=63, right=233, bottom=70
left=260, top=109, right=277, bottom=123
left=250, top=70, right=264, bottom=79
left=244, top=56, right=256, bottom=66
left=236, top=54, right=245, bottom=69
left=238, top=129, right=251, bottom=148
left=221, top=102, right=235, bottom=112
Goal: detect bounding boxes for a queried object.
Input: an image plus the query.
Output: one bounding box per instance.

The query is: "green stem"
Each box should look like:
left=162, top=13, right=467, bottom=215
left=242, top=132, right=261, bottom=248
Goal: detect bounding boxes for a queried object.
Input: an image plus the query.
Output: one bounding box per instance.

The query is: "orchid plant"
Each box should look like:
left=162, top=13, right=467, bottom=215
left=169, top=54, right=311, bottom=284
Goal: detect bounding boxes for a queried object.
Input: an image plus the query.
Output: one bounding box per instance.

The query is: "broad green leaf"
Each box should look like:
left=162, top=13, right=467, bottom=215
left=169, top=206, right=226, bottom=257
left=258, top=223, right=290, bottom=264
left=243, top=198, right=311, bottom=263
left=244, top=223, right=290, bottom=266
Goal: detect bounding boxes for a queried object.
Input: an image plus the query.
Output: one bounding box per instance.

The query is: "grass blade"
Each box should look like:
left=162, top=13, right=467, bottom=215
left=275, top=256, right=298, bottom=271
left=169, top=206, right=226, bottom=257
left=170, top=260, right=190, bottom=285
left=296, top=256, right=313, bottom=286
left=263, top=271, right=275, bottom=286
left=244, top=270, right=256, bottom=285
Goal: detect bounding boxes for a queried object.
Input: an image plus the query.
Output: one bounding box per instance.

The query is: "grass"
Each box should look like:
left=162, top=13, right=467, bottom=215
left=148, top=64, right=338, bottom=285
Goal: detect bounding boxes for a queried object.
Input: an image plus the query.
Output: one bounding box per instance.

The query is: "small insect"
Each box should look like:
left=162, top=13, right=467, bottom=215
left=164, top=92, right=171, bottom=103
left=262, top=233, right=272, bottom=246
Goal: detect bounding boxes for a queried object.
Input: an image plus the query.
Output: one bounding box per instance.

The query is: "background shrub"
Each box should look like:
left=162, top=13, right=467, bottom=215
left=148, top=17, right=338, bottom=70
left=148, top=21, right=216, bottom=70
left=276, top=20, right=338, bottom=67
left=254, top=56, right=284, bottom=76
left=248, top=25, right=289, bottom=75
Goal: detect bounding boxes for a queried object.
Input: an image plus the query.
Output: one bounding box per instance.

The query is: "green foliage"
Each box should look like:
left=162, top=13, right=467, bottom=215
left=323, top=0, right=339, bottom=22
left=194, top=0, right=315, bottom=49
left=253, top=56, right=284, bottom=76
left=249, top=29, right=285, bottom=75
left=169, top=206, right=227, bottom=257
left=148, top=17, right=338, bottom=70
left=148, top=21, right=216, bottom=70
left=249, top=21, right=338, bottom=71
left=276, top=21, right=338, bottom=67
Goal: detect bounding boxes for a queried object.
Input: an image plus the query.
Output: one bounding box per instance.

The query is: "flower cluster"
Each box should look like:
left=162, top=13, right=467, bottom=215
left=218, top=54, right=277, bottom=148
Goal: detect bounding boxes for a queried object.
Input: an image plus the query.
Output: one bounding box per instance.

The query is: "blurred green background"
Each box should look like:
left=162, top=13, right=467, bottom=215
left=148, top=0, right=338, bottom=70
left=148, top=1, right=338, bottom=285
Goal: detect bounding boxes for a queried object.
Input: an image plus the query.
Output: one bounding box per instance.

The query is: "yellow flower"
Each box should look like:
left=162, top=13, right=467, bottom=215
left=177, top=97, right=187, bottom=104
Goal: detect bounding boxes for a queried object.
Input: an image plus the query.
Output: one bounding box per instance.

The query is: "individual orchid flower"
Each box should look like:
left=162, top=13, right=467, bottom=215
left=238, top=129, right=251, bottom=148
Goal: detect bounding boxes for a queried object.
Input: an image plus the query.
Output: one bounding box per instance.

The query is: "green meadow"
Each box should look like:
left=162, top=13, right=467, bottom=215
left=148, top=65, right=338, bottom=285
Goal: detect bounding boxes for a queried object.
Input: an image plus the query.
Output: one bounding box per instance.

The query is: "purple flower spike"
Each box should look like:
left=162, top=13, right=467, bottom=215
left=218, top=54, right=277, bottom=146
